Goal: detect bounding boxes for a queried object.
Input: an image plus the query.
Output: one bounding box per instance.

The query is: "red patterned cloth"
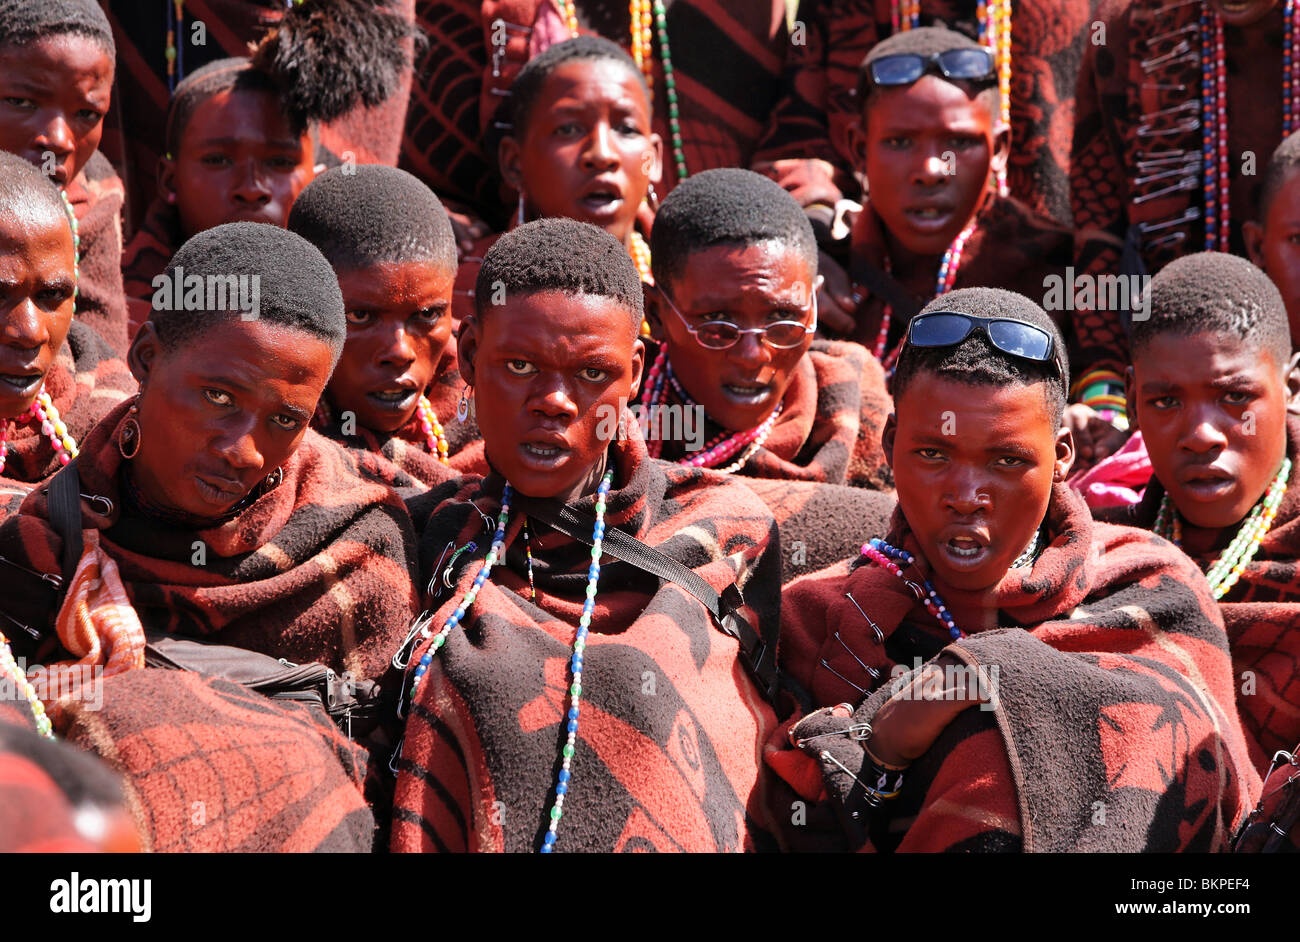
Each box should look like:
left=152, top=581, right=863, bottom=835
left=769, top=482, right=1258, bottom=851
left=120, top=196, right=181, bottom=340
left=645, top=338, right=894, bottom=489
left=66, top=152, right=130, bottom=356
left=391, top=422, right=783, bottom=851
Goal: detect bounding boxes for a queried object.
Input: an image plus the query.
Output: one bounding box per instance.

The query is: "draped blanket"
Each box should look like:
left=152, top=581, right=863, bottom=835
left=0, top=398, right=420, bottom=685
left=647, top=338, right=893, bottom=489
left=0, top=321, right=136, bottom=498
left=120, top=196, right=182, bottom=340
left=66, top=153, right=130, bottom=356
left=391, top=425, right=783, bottom=852
left=1100, top=417, right=1300, bottom=772
left=770, top=482, right=1257, bottom=851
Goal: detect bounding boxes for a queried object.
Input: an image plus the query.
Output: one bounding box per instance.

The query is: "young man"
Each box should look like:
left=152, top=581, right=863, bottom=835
left=1103, top=252, right=1300, bottom=772
left=290, top=164, right=483, bottom=487
left=768, top=287, right=1256, bottom=851
left=826, top=26, right=1128, bottom=438
left=1245, top=129, right=1300, bottom=344
left=392, top=218, right=785, bottom=852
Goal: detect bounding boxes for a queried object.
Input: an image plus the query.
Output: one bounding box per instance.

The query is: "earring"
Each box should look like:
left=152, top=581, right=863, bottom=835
left=117, top=400, right=142, bottom=460
left=261, top=466, right=284, bottom=493
left=516, top=192, right=526, bottom=227
left=457, top=386, right=472, bottom=423
left=646, top=183, right=660, bottom=213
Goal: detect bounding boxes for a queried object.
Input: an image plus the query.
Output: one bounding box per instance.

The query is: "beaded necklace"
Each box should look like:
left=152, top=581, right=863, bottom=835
left=1154, top=457, right=1292, bottom=600
left=639, top=347, right=782, bottom=471
left=60, top=189, right=80, bottom=302
left=861, top=538, right=963, bottom=640
left=1201, top=0, right=1300, bottom=252
left=415, top=395, right=450, bottom=465
left=0, top=631, right=52, bottom=740
left=872, top=219, right=977, bottom=367
left=630, top=230, right=653, bottom=284
left=165, top=0, right=187, bottom=93
left=559, top=0, right=687, bottom=178
left=0, top=387, right=80, bottom=476
left=407, top=469, right=615, bottom=852
left=894, top=0, right=1012, bottom=195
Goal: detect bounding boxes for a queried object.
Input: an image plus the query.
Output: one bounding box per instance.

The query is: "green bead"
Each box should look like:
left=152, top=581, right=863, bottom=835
left=571, top=682, right=582, bottom=696
left=551, top=806, right=562, bottom=820
left=563, top=743, right=575, bottom=758
left=665, top=76, right=675, bottom=90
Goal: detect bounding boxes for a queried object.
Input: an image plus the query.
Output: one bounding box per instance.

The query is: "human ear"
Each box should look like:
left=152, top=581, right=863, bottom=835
left=1053, top=422, right=1076, bottom=482
left=158, top=156, right=178, bottom=205
left=498, top=136, right=523, bottom=190
left=847, top=118, right=868, bottom=170
left=989, top=120, right=1011, bottom=177
left=882, top=412, right=897, bottom=469
left=628, top=337, right=646, bottom=401
left=645, top=133, right=664, bottom=186
left=1124, top=365, right=1139, bottom=432
left=1243, top=220, right=1267, bottom=269
left=127, top=322, right=161, bottom=387
left=457, top=315, right=481, bottom=387
left=642, top=282, right=666, bottom=341
left=1285, top=351, right=1300, bottom=416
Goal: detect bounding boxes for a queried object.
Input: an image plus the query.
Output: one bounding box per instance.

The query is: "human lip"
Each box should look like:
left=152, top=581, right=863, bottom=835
left=902, top=203, right=956, bottom=232
left=366, top=377, right=421, bottom=412
left=577, top=177, right=626, bottom=217
left=720, top=379, right=775, bottom=407
left=1177, top=463, right=1237, bottom=501
left=935, top=526, right=992, bottom=569
left=0, top=369, right=45, bottom=398
left=193, top=471, right=246, bottom=505
left=518, top=433, right=573, bottom=469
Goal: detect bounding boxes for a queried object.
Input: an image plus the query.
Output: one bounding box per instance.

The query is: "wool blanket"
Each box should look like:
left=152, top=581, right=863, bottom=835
left=645, top=338, right=894, bottom=489
left=0, top=708, right=107, bottom=852
left=391, top=423, right=784, bottom=852
left=0, top=321, right=136, bottom=496
left=0, top=398, right=420, bottom=686
left=1099, top=416, right=1300, bottom=772
left=768, top=482, right=1257, bottom=851
left=842, top=193, right=1128, bottom=379
left=401, top=0, right=788, bottom=226
left=1071, top=0, right=1282, bottom=273
left=66, top=152, right=130, bottom=356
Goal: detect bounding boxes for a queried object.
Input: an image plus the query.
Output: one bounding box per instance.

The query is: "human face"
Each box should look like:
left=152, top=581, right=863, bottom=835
left=127, top=319, right=335, bottom=519
left=1245, top=177, right=1300, bottom=343
left=328, top=261, right=455, bottom=434
left=655, top=242, right=816, bottom=432
left=858, top=76, right=1006, bottom=259
left=459, top=291, right=644, bottom=501
left=0, top=208, right=76, bottom=418
left=884, top=376, right=1072, bottom=591
left=1209, top=0, right=1278, bottom=27
left=0, top=35, right=113, bottom=187
left=501, top=60, right=662, bottom=246
left=164, top=88, right=318, bottom=239
left=1130, top=332, right=1294, bottom=530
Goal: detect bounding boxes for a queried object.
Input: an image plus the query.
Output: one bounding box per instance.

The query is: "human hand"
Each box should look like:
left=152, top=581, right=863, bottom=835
left=816, top=250, right=858, bottom=335
left=1066, top=403, right=1129, bottom=473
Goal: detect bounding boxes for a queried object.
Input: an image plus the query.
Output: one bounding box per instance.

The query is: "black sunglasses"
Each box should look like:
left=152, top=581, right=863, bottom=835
left=868, top=49, right=996, bottom=88
left=905, top=311, right=1065, bottom=380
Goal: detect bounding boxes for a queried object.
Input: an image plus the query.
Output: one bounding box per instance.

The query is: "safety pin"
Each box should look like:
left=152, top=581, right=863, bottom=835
left=81, top=493, right=113, bottom=515
left=1132, top=175, right=1199, bottom=203
left=1146, top=22, right=1198, bottom=45
left=1136, top=117, right=1200, bottom=138
left=1145, top=230, right=1189, bottom=250
left=1137, top=99, right=1199, bottom=120
left=1140, top=39, right=1191, bottom=72
left=1138, top=206, right=1201, bottom=232
left=820, top=659, right=869, bottom=695
left=427, top=541, right=454, bottom=597
left=1133, top=164, right=1198, bottom=187
left=392, top=609, right=436, bottom=671
left=1136, top=151, right=1197, bottom=168
left=832, top=630, right=880, bottom=680
left=1141, top=82, right=1189, bottom=92
left=844, top=593, right=885, bottom=643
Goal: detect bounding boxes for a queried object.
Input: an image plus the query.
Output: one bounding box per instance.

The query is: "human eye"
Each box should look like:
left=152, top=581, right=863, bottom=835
left=505, top=359, right=537, bottom=375
left=200, top=153, right=232, bottom=167
left=1222, top=390, right=1254, bottom=406
left=204, top=388, right=233, bottom=406
left=76, top=108, right=101, bottom=124
left=581, top=367, right=610, bottom=383
left=3, top=97, right=35, bottom=110
left=267, top=155, right=299, bottom=170
left=915, top=447, right=944, bottom=460
left=1149, top=395, right=1178, bottom=409
left=995, top=455, right=1028, bottom=468
left=271, top=413, right=300, bottom=431
left=414, top=306, right=446, bottom=324
left=345, top=310, right=375, bottom=326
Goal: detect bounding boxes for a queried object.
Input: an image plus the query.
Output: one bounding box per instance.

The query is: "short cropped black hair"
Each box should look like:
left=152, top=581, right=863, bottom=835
left=0, top=0, right=115, bottom=57
left=892, top=287, right=1069, bottom=426
left=650, top=167, right=819, bottom=291
left=858, top=25, right=998, bottom=118
left=1131, top=251, right=1292, bottom=370
left=288, top=164, right=457, bottom=273
left=0, top=149, right=72, bottom=232
left=165, top=59, right=293, bottom=157
left=152, top=221, right=346, bottom=363
left=475, top=217, right=643, bottom=335
left=509, top=35, right=648, bottom=138
left=1259, top=129, right=1300, bottom=222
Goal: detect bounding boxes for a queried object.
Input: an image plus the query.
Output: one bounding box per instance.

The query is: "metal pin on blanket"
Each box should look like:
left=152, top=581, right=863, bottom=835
left=832, top=631, right=880, bottom=680
left=844, top=593, right=885, bottom=644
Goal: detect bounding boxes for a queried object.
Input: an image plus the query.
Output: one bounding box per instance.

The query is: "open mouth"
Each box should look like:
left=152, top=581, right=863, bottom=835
left=721, top=381, right=774, bottom=406
left=0, top=372, right=44, bottom=398
left=904, top=206, right=955, bottom=232
left=937, top=530, right=992, bottom=570
left=519, top=439, right=572, bottom=469
left=579, top=181, right=624, bottom=217
left=366, top=387, right=419, bottom=412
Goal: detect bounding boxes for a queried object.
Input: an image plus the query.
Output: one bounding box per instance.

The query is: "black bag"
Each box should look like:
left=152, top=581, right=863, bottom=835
left=45, top=460, right=381, bottom=738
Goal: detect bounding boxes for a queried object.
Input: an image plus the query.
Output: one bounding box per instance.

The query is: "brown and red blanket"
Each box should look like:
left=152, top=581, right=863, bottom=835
left=647, top=337, right=894, bottom=489
left=0, top=321, right=136, bottom=499
left=66, top=152, right=130, bottom=356
left=391, top=422, right=784, bottom=852
left=769, top=482, right=1258, bottom=851
left=0, top=398, right=420, bottom=685
left=1100, top=416, right=1300, bottom=773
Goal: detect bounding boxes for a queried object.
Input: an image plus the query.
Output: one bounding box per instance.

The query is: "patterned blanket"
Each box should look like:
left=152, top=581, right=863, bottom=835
left=66, top=153, right=130, bottom=356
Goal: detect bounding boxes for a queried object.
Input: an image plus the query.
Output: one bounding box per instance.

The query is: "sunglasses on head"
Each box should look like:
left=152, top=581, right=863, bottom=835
left=904, top=311, right=1065, bottom=381
left=658, top=284, right=820, bottom=350
left=867, top=48, right=996, bottom=88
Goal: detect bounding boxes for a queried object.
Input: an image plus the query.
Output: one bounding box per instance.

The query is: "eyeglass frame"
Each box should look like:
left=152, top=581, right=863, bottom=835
left=903, top=310, right=1067, bottom=382
left=655, top=275, right=823, bottom=350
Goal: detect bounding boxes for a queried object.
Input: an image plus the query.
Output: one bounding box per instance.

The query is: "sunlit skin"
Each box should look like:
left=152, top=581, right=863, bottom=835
left=0, top=35, right=113, bottom=187
left=499, top=60, right=662, bottom=249
left=1128, top=332, right=1300, bottom=551
left=126, top=319, right=335, bottom=519
left=1209, top=0, right=1278, bottom=27
left=458, top=290, right=644, bottom=501
left=1245, top=174, right=1300, bottom=343
left=0, top=207, right=76, bottom=420
left=161, top=88, right=320, bottom=239
left=326, top=261, right=456, bottom=434
left=850, top=75, right=1008, bottom=291
left=883, top=376, right=1073, bottom=592
left=650, top=242, right=817, bottom=433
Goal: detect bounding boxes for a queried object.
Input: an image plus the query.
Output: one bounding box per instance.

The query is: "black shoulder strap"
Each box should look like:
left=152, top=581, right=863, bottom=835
left=847, top=255, right=926, bottom=323
left=47, top=459, right=83, bottom=589
left=516, top=495, right=779, bottom=703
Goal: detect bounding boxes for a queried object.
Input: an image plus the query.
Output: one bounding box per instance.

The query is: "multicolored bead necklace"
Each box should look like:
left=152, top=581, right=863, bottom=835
left=406, top=469, right=615, bottom=852
left=165, top=0, right=187, bottom=92
left=639, top=347, right=782, bottom=472
left=1154, top=457, right=1292, bottom=600
left=0, top=387, right=80, bottom=476
left=415, top=395, right=450, bottom=465
left=1201, top=0, right=1300, bottom=252
left=0, top=631, right=52, bottom=740
left=630, top=230, right=655, bottom=336
left=60, top=189, right=80, bottom=303
left=895, top=0, right=1012, bottom=195
left=560, top=0, right=687, bottom=179
left=872, top=219, right=978, bottom=367
left=860, top=538, right=963, bottom=640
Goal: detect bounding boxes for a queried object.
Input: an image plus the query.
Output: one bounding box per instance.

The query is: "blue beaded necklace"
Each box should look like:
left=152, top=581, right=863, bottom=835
left=406, top=469, right=615, bottom=853
left=861, top=538, right=963, bottom=640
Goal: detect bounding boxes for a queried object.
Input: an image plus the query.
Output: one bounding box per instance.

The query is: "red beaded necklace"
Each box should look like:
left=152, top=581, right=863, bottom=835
left=872, top=220, right=977, bottom=367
